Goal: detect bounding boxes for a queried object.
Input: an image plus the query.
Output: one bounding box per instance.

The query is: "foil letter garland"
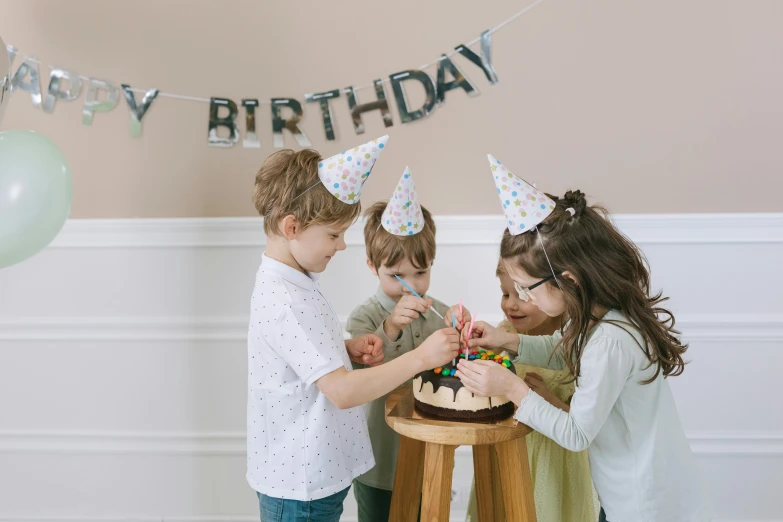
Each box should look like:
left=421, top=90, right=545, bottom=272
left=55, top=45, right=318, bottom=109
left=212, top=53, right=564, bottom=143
left=43, top=68, right=83, bottom=113
left=344, top=80, right=393, bottom=135
left=0, top=45, right=16, bottom=118
left=389, top=70, right=436, bottom=124
left=455, top=30, right=499, bottom=84
left=305, top=89, right=340, bottom=141
left=4, top=25, right=502, bottom=144
left=435, top=54, right=478, bottom=105
left=121, top=85, right=159, bottom=138
left=270, top=97, right=312, bottom=148
left=10, top=56, right=42, bottom=108
left=208, top=97, right=239, bottom=147
left=241, top=98, right=261, bottom=148
left=82, top=78, right=120, bottom=125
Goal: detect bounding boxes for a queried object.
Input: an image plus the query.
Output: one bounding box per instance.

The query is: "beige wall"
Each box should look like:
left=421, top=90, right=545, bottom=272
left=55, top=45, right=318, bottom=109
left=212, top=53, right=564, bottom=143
left=1, top=0, right=781, bottom=218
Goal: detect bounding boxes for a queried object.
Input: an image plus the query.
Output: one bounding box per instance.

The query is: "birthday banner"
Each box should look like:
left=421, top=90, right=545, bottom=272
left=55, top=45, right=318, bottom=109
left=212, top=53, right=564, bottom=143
left=3, top=1, right=545, bottom=150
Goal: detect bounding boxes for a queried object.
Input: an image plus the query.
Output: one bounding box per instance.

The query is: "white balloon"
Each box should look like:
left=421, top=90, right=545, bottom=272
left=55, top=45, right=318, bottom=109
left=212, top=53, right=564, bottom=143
left=0, top=36, right=9, bottom=125
left=0, top=130, right=72, bottom=269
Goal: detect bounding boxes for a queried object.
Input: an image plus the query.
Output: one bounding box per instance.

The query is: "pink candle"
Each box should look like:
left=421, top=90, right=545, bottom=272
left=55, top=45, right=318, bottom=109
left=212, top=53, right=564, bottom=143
left=466, top=314, right=476, bottom=360
left=459, top=298, right=464, bottom=362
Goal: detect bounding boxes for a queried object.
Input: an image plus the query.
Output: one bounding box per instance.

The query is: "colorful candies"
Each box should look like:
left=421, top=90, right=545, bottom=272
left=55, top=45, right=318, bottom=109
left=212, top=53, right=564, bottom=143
left=431, top=349, right=513, bottom=374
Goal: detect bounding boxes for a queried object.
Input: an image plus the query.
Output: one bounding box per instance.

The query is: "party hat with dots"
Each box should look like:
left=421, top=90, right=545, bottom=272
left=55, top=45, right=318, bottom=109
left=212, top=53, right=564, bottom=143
left=381, top=167, right=425, bottom=236
left=316, top=135, right=389, bottom=204
left=488, top=153, right=556, bottom=235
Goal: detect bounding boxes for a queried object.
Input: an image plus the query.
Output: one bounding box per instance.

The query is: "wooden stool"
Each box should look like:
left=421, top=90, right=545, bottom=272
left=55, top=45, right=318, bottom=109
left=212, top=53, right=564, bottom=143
left=385, top=387, right=537, bottom=522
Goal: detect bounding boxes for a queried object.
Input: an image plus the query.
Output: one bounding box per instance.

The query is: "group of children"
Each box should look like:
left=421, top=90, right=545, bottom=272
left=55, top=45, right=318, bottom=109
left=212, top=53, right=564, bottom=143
left=246, top=136, right=713, bottom=522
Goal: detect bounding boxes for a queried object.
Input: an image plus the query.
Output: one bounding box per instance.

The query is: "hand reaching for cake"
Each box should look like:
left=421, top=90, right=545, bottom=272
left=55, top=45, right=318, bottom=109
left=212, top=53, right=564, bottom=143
left=345, top=334, right=385, bottom=367
left=415, top=328, right=461, bottom=370
left=384, top=295, right=432, bottom=341
left=444, top=304, right=472, bottom=331
left=456, top=359, right=530, bottom=406
left=464, top=321, right=520, bottom=354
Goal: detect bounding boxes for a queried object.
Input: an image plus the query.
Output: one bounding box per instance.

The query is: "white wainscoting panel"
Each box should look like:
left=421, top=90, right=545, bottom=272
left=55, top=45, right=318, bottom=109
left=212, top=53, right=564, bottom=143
left=0, top=214, right=782, bottom=521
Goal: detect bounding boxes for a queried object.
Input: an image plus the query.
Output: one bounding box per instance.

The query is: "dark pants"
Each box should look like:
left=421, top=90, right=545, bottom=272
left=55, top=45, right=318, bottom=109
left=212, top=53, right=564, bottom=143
left=352, top=480, right=421, bottom=522
left=599, top=507, right=608, bottom=522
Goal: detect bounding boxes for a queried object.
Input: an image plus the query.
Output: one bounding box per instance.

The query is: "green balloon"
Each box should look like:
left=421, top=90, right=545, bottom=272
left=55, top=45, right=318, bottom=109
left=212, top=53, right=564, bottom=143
left=0, top=130, right=72, bottom=268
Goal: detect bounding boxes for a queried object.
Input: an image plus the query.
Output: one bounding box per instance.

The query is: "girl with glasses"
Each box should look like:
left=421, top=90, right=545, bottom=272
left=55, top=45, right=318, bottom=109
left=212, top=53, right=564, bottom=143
left=456, top=167, right=712, bottom=521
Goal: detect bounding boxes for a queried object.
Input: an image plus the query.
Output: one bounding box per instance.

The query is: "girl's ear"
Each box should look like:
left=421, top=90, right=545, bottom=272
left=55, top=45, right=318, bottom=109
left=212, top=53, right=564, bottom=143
left=561, top=270, right=579, bottom=286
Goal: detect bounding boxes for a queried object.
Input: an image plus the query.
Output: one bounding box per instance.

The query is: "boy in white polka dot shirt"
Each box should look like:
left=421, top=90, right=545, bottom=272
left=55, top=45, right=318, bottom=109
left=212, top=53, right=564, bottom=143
left=247, top=139, right=461, bottom=522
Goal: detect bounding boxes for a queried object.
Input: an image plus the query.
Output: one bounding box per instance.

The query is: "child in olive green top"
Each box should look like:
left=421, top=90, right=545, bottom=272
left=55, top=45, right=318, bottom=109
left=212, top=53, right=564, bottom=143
left=346, top=179, right=468, bottom=522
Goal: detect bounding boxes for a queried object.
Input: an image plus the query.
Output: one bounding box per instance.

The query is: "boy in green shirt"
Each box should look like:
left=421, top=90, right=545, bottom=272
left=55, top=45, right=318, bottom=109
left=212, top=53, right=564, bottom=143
left=346, top=168, right=470, bottom=522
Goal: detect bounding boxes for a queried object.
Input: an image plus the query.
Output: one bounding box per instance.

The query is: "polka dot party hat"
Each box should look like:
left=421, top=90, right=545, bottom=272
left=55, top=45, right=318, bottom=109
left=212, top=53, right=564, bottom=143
left=488, top=153, right=556, bottom=235
left=381, top=167, right=426, bottom=236
left=316, top=135, right=389, bottom=204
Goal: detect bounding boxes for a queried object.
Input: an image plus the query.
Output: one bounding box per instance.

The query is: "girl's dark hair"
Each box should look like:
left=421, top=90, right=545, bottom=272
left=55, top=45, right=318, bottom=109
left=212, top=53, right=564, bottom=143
left=500, top=190, right=687, bottom=383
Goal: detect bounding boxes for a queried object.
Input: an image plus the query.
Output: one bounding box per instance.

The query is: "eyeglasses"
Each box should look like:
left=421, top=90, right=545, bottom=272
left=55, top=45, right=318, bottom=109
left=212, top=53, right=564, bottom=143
left=513, top=274, right=556, bottom=302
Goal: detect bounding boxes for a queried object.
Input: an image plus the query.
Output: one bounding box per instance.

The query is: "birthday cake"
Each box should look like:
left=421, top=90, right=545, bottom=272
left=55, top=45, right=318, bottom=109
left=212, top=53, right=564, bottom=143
left=413, top=350, right=516, bottom=421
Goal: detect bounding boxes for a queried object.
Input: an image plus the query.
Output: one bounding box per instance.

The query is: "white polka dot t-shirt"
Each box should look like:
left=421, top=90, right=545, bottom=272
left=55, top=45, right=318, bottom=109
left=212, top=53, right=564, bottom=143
left=246, top=254, right=374, bottom=501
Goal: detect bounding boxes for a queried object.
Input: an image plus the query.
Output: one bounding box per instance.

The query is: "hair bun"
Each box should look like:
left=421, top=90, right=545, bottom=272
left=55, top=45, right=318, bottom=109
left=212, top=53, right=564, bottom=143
left=562, top=190, right=587, bottom=218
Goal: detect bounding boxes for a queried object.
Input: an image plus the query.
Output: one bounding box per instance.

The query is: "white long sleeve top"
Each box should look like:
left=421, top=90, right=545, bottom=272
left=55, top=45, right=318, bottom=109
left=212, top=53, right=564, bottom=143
left=514, top=310, right=712, bottom=522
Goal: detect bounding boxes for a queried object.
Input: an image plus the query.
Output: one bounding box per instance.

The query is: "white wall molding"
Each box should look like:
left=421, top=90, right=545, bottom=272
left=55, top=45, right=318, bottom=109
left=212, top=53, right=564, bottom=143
left=605, top=213, right=783, bottom=244
left=0, top=316, right=249, bottom=342
left=1, top=430, right=780, bottom=456
left=687, top=433, right=783, bottom=456
left=2, top=214, right=781, bottom=520
left=2, top=314, right=782, bottom=342
left=45, top=213, right=783, bottom=249
left=0, top=430, right=247, bottom=455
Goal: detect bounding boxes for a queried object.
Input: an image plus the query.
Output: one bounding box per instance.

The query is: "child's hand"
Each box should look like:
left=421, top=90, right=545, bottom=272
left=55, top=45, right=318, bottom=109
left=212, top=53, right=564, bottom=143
left=415, top=328, right=461, bottom=370
left=384, top=295, right=432, bottom=340
left=524, top=371, right=570, bottom=412
left=464, top=321, right=520, bottom=353
left=456, top=359, right=528, bottom=404
left=345, top=334, right=385, bottom=367
left=444, top=304, right=471, bottom=330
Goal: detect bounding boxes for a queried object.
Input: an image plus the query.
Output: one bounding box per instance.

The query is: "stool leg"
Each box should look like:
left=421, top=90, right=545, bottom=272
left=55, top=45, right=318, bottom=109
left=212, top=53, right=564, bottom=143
left=389, top=435, right=425, bottom=522
left=490, top=445, right=506, bottom=522
left=473, top=444, right=506, bottom=522
left=421, top=443, right=457, bottom=522
left=494, top=437, right=537, bottom=522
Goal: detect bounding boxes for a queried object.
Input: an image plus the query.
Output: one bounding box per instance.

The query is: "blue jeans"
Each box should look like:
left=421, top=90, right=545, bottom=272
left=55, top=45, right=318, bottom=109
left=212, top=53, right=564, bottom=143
left=257, top=487, right=350, bottom=522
